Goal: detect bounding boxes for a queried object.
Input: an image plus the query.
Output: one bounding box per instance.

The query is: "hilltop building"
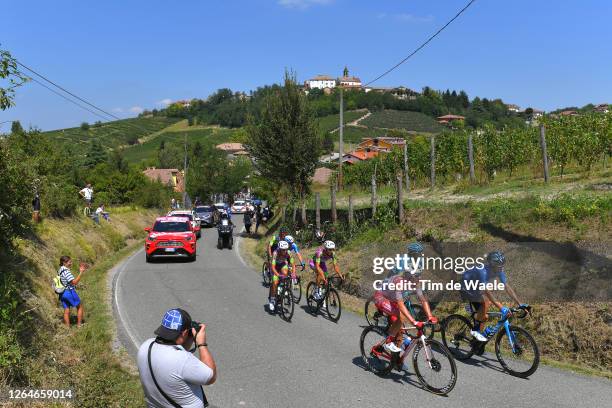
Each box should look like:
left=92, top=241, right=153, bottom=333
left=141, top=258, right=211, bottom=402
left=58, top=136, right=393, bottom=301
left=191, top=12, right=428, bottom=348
left=305, top=75, right=337, bottom=90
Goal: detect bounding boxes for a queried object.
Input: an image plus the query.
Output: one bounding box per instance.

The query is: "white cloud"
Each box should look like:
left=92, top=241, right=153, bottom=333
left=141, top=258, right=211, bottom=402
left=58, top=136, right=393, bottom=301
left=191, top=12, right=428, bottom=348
left=394, top=13, right=434, bottom=23
left=157, top=98, right=173, bottom=106
left=129, top=106, right=144, bottom=114
left=112, top=107, right=123, bottom=113
left=277, top=0, right=333, bottom=10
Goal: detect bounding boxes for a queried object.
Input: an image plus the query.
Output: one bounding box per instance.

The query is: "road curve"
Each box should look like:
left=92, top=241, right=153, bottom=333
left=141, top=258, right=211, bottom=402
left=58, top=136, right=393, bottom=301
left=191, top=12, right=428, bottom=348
left=113, top=220, right=611, bottom=408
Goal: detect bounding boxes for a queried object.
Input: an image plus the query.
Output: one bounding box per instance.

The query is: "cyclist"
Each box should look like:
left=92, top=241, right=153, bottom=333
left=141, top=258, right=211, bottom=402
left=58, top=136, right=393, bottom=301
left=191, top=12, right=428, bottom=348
left=374, top=242, right=438, bottom=353
left=268, top=240, right=296, bottom=312
left=267, top=226, right=289, bottom=261
left=283, top=235, right=305, bottom=272
left=79, top=183, right=94, bottom=211
left=461, top=250, right=528, bottom=342
left=309, top=240, right=344, bottom=301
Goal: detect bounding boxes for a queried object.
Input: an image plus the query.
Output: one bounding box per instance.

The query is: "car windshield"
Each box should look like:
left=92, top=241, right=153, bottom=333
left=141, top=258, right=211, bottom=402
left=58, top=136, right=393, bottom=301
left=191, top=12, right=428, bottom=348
left=214, top=204, right=225, bottom=210
left=195, top=206, right=213, bottom=213
left=171, top=213, right=193, bottom=220
left=234, top=201, right=245, bottom=206
left=152, top=221, right=190, bottom=232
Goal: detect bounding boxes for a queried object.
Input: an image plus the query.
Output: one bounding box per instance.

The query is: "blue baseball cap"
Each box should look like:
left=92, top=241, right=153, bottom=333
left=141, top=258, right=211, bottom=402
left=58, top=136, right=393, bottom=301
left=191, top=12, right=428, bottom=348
left=154, top=308, right=192, bottom=340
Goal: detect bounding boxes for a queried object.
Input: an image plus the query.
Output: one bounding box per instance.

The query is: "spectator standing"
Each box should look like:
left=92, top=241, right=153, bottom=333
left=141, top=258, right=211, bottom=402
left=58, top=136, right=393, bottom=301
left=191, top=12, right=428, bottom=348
left=137, top=308, right=216, bottom=408
left=57, top=256, right=86, bottom=327
left=243, top=207, right=253, bottom=234
left=255, top=205, right=263, bottom=234
left=32, top=192, right=41, bottom=223
left=79, top=183, right=94, bottom=210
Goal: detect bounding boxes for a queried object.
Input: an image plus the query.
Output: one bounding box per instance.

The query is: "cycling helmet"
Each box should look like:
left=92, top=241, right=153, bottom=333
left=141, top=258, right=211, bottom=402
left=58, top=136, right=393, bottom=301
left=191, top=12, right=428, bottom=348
left=279, top=226, right=289, bottom=234
left=487, top=251, right=505, bottom=266
left=220, top=212, right=228, bottom=219
left=407, top=242, right=424, bottom=255
left=284, top=235, right=295, bottom=244
left=278, top=241, right=290, bottom=250
left=323, top=240, right=335, bottom=250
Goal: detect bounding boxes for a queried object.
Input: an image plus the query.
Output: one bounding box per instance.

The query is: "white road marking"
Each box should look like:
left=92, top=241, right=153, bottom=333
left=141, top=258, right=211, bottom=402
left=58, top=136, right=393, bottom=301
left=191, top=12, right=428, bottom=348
left=114, top=248, right=144, bottom=350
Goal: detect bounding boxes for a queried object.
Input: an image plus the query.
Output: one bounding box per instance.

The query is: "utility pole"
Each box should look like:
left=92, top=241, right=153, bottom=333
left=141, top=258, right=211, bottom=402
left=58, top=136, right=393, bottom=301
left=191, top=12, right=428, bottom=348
left=183, top=133, right=188, bottom=208
left=338, top=86, right=344, bottom=190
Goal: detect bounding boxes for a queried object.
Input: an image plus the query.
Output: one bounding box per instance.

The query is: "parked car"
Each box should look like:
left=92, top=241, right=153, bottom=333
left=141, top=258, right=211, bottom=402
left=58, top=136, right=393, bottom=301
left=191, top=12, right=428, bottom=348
left=168, top=210, right=201, bottom=238
left=144, top=216, right=197, bottom=262
left=194, top=205, right=218, bottom=227
left=231, top=200, right=247, bottom=214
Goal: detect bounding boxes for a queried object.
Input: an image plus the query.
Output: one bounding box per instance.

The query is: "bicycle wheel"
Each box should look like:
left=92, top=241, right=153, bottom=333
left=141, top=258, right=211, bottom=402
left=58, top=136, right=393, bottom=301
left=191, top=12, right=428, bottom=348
left=279, top=285, right=294, bottom=322
left=365, top=299, right=383, bottom=327
left=291, top=277, right=302, bottom=304
left=83, top=206, right=91, bottom=217
left=441, top=314, right=475, bottom=360
left=306, top=282, right=319, bottom=313
left=261, top=262, right=270, bottom=287
left=412, top=338, right=457, bottom=395
left=495, top=325, right=540, bottom=378
left=325, top=288, right=342, bottom=322
left=359, top=326, right=395, bottom=376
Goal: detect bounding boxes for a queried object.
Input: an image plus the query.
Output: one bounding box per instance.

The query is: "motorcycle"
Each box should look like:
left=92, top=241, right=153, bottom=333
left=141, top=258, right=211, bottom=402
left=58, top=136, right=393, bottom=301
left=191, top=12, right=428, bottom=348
left=217, top=218, right=234, bottom=249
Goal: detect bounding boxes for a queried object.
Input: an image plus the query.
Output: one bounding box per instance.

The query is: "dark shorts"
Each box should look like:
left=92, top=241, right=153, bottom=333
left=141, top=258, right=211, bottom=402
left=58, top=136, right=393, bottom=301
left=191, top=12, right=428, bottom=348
left=60, top=289, right=81, bottom=309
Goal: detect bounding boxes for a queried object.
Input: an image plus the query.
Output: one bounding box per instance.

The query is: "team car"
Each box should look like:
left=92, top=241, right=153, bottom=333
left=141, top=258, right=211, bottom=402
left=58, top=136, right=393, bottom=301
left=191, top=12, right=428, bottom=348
left=167, top=209, right=201, bottom=238
left=144, top=216, right=197, bottom=262
left=230, top=200, right=247, bottom=214
left=194, top=205, right=218, bottom=227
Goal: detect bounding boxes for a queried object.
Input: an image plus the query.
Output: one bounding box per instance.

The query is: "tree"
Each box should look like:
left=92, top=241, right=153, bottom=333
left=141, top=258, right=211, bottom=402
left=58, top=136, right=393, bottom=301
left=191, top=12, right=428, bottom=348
left=322, top=132, right=334, bottom=153
left=0, top=47, right=28, bottom=110
left=10, top=121, right=24, bottom=134
left=85, top=140, right=107, bottom=168
left=80, top=122, right=90, bottom=131
left=245, top=71, right=322, bottom=200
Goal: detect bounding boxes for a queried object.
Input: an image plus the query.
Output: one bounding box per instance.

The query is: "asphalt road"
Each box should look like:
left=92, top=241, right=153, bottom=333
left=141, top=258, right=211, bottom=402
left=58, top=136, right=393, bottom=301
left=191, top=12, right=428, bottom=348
left=114, top=219, right=611, bottom=408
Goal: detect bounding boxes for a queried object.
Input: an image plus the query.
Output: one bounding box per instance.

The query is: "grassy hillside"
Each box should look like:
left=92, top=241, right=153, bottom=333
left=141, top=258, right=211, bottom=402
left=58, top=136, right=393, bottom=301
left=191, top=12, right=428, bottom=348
left=3, top=207, right=160, bottom=406
left=43, top=116, right=181, bottom=151
left=361, top=109, right=443, bottom=133
left=122, top=127, right=237, bottom=163
left=317, top=110, right=367, bottom=133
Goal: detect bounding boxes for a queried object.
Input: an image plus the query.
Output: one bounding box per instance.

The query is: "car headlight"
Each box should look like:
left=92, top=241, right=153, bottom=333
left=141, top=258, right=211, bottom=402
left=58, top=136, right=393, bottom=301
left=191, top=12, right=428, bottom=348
left=185, top=236, right=193, bottom=241
left=147, top=235, right=156, bottom=242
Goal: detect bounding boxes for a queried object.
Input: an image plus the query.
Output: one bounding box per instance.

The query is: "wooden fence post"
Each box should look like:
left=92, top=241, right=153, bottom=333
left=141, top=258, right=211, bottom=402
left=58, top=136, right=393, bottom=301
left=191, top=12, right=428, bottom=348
left=539, top=125, right=550, bottom=183
left=301, top=198, right=307, bottom=225
left=371, top=173, right=377, bottom=217
left=430, top=135, right=436, bottom=188
left=348, top=194, right=354, bottom=226
left=468, top=133, right=475, bottom=184
left=403, top=142, right=410, bottom=191
left=315, top=193, right=321, bottom=230
left=396, top=174, right=403, bottom=222
left=330, top=182, right=337, bottom=223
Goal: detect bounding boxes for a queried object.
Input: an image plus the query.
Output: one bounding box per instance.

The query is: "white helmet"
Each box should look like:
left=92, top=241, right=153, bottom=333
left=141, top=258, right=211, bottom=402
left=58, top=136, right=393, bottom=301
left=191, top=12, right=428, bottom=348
left=323, top=240, right=335, bottom=250
left=284, top=235, right=295, bottom=244
left=278, top=241, right=290, bottom=250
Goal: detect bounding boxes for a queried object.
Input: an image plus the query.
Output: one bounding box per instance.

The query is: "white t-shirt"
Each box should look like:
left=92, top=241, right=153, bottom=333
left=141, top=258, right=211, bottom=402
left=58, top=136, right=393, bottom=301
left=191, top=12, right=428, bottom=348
left=137, top=338, right=213, bottom=408
left=80, top=187, right=93, bottom=200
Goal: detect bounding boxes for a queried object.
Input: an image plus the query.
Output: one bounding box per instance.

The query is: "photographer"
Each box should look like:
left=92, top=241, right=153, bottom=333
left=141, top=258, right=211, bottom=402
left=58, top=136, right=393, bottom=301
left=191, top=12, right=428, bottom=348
left=137, top=308, right=217, bottom=408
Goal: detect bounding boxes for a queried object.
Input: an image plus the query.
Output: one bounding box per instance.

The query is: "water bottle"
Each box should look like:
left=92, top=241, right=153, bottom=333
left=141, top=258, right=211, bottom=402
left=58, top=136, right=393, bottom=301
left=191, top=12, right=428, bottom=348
left=402, top=336, right=412, bottom=351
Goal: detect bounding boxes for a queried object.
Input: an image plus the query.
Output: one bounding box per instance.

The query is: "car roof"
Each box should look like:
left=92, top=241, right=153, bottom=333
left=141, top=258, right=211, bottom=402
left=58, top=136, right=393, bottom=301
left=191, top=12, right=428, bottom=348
left=234, top=200, right=245, bottom=204
left=169, top=210, right=192, bottom=214
left=156, top=216, right=190, bottom=222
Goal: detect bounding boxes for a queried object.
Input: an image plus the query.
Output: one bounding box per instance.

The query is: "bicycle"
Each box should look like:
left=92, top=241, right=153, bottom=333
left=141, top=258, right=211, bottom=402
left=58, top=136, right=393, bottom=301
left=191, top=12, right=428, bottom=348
left=364, top=297, right=435, bottom=339
left=271, top=275, right=294, bottom=322
left=360, top=322, right=457, bottom=396
left=261, top=256, right=271, bottom=287
left=306, top=275, right=342, bottom=322
left=290, top=271, right=303, bottom=304
left=441, top=305, right=539, bottom=378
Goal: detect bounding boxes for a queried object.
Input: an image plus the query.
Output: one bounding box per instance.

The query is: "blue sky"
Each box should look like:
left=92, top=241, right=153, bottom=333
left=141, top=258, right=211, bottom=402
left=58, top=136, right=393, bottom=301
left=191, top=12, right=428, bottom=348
left=1, top=0, right=610, bottom=131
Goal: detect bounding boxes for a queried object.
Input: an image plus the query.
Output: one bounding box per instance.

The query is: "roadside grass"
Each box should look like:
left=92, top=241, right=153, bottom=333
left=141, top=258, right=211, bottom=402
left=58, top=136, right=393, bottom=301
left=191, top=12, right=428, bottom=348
left=1, top=207, right=159, bottom=407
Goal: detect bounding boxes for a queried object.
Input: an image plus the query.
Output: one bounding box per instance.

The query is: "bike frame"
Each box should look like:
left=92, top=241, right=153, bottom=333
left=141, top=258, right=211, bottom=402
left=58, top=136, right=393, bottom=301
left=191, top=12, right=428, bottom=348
left=370, top=325, right=435, bottom=367
left=470, top=309, right=518, bottom=352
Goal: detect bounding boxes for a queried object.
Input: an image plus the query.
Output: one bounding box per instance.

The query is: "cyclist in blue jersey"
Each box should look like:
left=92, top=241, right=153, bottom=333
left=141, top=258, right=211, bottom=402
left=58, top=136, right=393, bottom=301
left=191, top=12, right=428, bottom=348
left=461, top=250, right=528, bottom=341
left=283, top=235, right=305, bottom=272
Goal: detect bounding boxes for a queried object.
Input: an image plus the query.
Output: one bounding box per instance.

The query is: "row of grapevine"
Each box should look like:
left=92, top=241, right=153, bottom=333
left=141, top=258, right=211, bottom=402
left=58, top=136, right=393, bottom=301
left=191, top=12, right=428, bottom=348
left=342, top=113, right=611, bottom=188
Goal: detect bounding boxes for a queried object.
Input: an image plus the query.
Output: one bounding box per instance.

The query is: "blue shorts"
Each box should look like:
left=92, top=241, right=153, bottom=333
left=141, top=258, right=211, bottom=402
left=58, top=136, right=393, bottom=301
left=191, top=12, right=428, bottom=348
left=60, top=289, right=81, bottom=309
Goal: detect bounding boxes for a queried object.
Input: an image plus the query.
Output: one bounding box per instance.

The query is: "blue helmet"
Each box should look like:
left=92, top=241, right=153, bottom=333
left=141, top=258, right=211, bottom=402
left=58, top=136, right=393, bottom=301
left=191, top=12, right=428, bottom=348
left=407, top=242, right=424, bottom=255
left=487, top=251, right=505, bottom=266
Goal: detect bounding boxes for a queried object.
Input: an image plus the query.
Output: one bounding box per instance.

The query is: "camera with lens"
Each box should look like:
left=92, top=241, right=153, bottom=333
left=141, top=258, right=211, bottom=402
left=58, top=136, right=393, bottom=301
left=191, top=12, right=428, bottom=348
left=190, top=320, right=202, bottom=335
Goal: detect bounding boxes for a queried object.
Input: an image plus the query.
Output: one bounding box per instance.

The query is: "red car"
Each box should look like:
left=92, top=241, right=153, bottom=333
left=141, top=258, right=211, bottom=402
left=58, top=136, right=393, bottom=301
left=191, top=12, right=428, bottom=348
left=144, top=216, right=197, bottom=262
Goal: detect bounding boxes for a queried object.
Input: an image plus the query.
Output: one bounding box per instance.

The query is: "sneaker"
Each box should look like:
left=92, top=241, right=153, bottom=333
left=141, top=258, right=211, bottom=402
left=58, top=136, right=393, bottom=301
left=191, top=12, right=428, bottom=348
left=269, top=300, right=275, bottom=312
left=383, top=341, right=402, bottom=354
left=313, top=289, right=321, bottom=300
left=470, top=330, right=487, bottom=342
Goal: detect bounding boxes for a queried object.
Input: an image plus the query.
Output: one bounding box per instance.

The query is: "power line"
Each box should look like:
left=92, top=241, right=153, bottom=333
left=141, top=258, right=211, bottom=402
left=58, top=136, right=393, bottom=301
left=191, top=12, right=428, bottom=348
left=27, top=76, right=114, bottom=122
left=16, top=61, right=123, bottom=121
left=364, top=0, right=477, bottom=87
